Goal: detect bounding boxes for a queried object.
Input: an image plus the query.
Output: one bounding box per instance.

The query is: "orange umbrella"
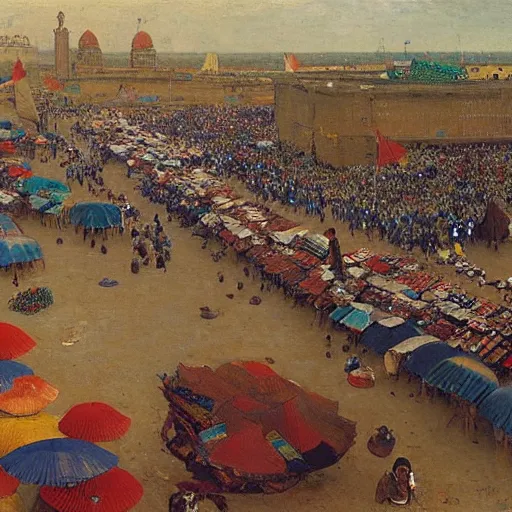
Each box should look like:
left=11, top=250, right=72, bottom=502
left=58, top=403, right=131, bottom=443
left=0, top=324, right=36, bottom=361
left=0, top=376, right=59, bottom=416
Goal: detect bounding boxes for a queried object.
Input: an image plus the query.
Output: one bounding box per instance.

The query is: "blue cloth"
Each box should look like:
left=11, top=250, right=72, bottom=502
left=98, top=278, right=119, bottom=288
left=360, top=320, right=422, bottom=355
left=329, top=305, right=353, bottom=323
left=69, top=202, right=122, bottom=229
left=0, top=119, right=12, bottom=130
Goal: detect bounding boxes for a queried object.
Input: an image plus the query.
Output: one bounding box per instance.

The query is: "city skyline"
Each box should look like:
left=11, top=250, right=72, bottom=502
left=3, top=0, right=511, bottom=53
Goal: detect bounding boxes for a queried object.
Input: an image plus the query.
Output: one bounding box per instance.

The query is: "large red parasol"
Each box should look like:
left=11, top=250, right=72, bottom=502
left=0, top=323, right=36, bottom=360
left=39, top=467, right=143, bottom=512
left=58, top=402, right=131, bottom=443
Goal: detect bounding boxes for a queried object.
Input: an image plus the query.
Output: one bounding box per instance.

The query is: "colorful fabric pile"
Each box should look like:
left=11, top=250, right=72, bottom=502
left=8, top=287, right=54, bottom=315
left=160, top=362, right=357, bottom=494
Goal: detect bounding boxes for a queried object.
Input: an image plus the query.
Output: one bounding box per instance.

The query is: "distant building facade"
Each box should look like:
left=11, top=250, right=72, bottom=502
left=77, top=30, right=103, bottom=68
left=54, top=11, right=70, bottom=79
left=0, top=35, right=39, bottom=81
left=130, top=31, right=157, bottom=68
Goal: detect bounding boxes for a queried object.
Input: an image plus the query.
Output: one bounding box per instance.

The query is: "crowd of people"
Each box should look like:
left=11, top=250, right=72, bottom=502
left=118, top=106, right=511, bottom=256
left=35, top=98, right=511, bottom=269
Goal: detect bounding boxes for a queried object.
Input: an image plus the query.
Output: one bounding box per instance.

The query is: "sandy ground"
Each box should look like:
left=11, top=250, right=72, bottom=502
left=2, top=135, right=512, bottom=512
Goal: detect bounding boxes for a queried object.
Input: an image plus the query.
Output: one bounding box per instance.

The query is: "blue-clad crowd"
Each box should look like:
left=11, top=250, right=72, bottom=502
left=124, top=106, right=511, bottom=256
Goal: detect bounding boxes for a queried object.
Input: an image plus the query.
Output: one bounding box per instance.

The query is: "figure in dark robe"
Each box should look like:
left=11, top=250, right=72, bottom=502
left=324, top=228, right=344, bottom=278
left=375, top=457, right=416, bottom=506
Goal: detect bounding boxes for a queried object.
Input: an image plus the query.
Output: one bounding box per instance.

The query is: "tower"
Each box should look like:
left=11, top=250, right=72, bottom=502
left=77, top=30, right=103, bottom=69
left=130, top=31, right=157, bottom=69
left=54, top=11, right=70, bottom=79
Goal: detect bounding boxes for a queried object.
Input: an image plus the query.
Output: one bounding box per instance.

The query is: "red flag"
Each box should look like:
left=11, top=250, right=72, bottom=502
left=12, top=59, right=26, bottom=83
left=375, top=130, right=407, bottom=167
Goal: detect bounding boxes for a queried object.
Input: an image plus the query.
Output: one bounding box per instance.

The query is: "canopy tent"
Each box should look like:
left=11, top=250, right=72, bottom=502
left=403, top=342, right=463, bottom=379
left=0, top=215, right=22, bottom=237
left=360, top=319, right=423, bottom=355
left=0, top=236, right=43, bottom=269
left=161, top=361, right=356, bottom=493
left=69, top=203, right=122, bottom=230
left=425, top=356, right=499, bottom=405
left=17, top=177, right=70, bottom=197
left=384, top=335, right=439, bottom=376
left=478, top=387, right=512, bottom=436
left=329, top=302, right=390, bottom=333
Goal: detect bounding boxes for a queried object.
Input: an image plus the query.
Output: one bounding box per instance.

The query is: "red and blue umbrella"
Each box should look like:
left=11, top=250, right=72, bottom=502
left=0, top=361, right=33, bottom=394
left=0, top=439, right=118, bottom=487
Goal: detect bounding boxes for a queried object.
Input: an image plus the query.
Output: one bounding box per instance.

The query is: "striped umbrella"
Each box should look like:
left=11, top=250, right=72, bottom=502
left=478, top=387, right=512, bottom=435
left=0, top=439, right=118, bottom=487
left=425, top=356, right=498, bottom=405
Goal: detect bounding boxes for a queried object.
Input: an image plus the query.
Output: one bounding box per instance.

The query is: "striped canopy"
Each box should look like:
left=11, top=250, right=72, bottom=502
left=479, top=387, right=512, bottom=436
left=425, top=356, right=499, bottom=405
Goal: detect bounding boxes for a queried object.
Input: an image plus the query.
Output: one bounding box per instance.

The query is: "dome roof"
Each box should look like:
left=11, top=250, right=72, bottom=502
left=132, top=31, right=153, bottom=50
left=79, top=30, right=100, bottom=49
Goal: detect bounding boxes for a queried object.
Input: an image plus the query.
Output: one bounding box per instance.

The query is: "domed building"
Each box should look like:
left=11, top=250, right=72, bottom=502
left=130, top=31, right=157, bottom=69
left=77, top=30, right=103, bottom=68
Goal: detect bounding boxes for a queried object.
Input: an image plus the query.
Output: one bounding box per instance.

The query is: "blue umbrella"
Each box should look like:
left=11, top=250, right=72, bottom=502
left=17, top=176, right=70, bottom=196
left=403, top=342, right=462, bottom=379
left=0, top=236, right=43, bottom=268
left=425, top=356, right=498, bottom=405
left=0, top=361, right=34, bottom=393
left=0, top=438, right=118, bottom=486
left=69, top=202, right=122, bottom=229
left=360, top=319, right=422, bottom=355
left=479, top=387, right=512, bottom=435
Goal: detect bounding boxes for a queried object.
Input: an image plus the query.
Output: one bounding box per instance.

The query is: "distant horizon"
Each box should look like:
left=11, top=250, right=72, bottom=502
left=36, top=49, right=508, bottom=55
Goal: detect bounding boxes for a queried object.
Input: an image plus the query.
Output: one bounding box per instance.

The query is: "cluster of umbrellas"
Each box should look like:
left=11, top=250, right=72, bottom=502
left=0, top=322, right=143, bottom=511
left=355, top=319, right=512, bottom=438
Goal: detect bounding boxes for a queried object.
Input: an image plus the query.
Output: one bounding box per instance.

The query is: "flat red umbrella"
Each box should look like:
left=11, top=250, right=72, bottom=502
left=0, top=323, right=36, bottom=360
left=58, top=402, right=131, bottom=442
left=39, top=467, right=143, bottom=512
left=0, top=467, right=19, bottom=498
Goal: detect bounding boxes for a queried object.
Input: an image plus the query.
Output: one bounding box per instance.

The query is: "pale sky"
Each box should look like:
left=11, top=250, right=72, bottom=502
left=4, top=0, right=512, bottom=53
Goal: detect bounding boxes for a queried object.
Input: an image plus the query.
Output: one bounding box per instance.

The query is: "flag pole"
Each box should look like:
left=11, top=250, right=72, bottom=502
left=373, top=133, right=378, bottom=212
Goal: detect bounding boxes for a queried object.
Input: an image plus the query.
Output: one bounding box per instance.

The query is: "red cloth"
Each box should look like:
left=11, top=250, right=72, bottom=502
left=375, top=130, right=407, bottom=167
left=8, top=167, right=32, bottom=178
left=12, top=59, right=26, bottom=83
left=209, top=422, right=286, bottom=475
